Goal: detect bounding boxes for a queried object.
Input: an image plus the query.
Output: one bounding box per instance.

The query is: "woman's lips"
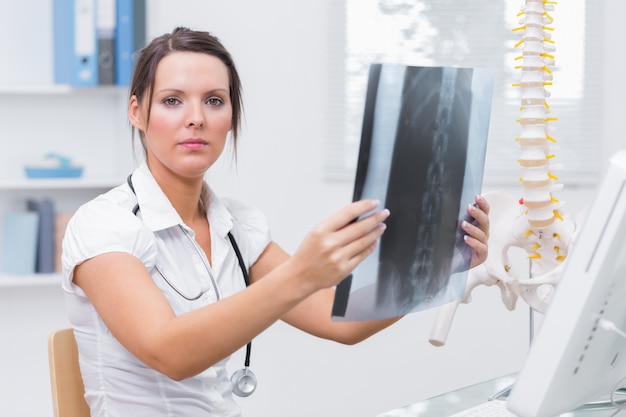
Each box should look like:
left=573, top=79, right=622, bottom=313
left=180, top=139, right=208, bottom=150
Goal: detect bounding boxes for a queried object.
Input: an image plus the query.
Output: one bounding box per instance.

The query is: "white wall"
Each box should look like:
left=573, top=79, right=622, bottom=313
left=1, top=1, right=624, bottom=416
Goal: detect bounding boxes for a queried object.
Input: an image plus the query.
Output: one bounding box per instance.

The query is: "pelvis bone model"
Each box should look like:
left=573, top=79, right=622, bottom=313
left=429, top=0, right=578, bottom=346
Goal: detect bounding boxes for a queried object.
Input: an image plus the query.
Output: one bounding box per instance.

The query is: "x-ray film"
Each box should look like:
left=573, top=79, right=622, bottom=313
left=332, top=64, right=494, bottom=321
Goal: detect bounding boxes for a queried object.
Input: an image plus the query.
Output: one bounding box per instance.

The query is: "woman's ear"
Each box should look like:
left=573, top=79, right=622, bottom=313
left=128, top=95, right=145, bottom=130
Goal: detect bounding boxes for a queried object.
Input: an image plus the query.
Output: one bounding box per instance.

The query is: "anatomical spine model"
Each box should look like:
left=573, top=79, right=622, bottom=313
left=429, top=0, right=577, bottom=346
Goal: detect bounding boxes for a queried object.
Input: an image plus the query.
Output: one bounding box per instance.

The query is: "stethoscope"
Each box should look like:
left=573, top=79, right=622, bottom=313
left=127, top=175, right=257, bottom=397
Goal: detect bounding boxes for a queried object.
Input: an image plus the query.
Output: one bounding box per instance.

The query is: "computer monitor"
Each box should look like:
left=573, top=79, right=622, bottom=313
left=507, top=150, right=626, bottom=417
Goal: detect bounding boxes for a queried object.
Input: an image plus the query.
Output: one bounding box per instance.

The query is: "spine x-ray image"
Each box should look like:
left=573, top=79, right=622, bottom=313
left=332, top=64, right=494, bottom=321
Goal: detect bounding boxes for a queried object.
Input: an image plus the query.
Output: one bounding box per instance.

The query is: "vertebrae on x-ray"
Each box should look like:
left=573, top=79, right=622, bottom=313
left=429, top=0, right=578, bottom=346
left=409, top=72, right=455, bottom=288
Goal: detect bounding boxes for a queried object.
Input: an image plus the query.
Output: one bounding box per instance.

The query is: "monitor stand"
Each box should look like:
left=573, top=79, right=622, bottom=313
left=491, top=383, right=626, bottom=414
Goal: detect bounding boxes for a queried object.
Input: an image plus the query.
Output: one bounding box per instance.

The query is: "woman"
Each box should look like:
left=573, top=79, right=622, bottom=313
left=62, top=27, right=490, bottom=416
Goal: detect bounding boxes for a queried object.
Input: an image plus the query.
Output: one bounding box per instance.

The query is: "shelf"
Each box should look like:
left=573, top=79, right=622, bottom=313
left=0, top=273, right=62, bottom=288
left=0, top=177, right=123, bottom=190
left=0, top=84, right=127, bottom=95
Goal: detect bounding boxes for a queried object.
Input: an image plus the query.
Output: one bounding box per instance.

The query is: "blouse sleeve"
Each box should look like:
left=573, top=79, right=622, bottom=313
left=61, top=197, right=157, bottom=292
left=222, top=198, right=272, bottom=268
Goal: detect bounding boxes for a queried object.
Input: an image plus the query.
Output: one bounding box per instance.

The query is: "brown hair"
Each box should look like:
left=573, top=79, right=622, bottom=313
left=130, top=27, right=243, bottom=153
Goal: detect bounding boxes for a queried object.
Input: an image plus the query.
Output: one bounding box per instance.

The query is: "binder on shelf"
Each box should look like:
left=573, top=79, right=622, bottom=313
left=97, top=0, right=117, bottom=85
left=1, top=212, right=40, bottom=275
left=73, top=0, right=98, bottom=86
left=27, top=199, right=56, bottom=274
left=133, top=0, right=146, bottom=61
left=115, top=0, right=145, bottom=86
left=52, top=0, right=74, bottom=84
left=54, top=0, right=146, bottom=86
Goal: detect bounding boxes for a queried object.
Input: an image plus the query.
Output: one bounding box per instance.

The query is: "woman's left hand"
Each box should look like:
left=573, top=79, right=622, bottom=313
left=462, top=194, right=490, bottom=268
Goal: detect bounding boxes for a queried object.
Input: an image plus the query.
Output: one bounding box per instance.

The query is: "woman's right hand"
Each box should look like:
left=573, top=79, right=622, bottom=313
left=288, top=199, right=389, bottom=292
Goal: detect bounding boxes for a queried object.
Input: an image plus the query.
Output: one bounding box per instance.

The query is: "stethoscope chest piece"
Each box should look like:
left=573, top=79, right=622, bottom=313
left=231, top=367, right=257, bottom=397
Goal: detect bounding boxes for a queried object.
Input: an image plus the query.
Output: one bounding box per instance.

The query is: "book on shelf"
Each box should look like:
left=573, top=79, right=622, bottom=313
left=1, top=198, right=74, bottom=276
left=1, top=211, right=40, bottom=275
left=27, top=198, right=56, bottom=274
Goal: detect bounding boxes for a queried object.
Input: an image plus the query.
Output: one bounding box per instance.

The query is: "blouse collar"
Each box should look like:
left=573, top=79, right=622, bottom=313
left=130, top=162, right=234, bottom=237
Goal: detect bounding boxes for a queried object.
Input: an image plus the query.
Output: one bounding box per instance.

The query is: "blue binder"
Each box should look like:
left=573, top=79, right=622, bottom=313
left=53, top=0, right=99, bottom=86
left=115, top=0, right=145, bottom=85
left=115, top=0, right=133, bottom=85
left=1, top=212, right=39, bottom=275
left=52, top=0, right=74, bottom=84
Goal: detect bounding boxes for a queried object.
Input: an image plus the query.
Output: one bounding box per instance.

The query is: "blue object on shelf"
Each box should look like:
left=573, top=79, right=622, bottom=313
left=24, top=166, right=84, bottom=178
left=24, top=153, right=84, bottom=179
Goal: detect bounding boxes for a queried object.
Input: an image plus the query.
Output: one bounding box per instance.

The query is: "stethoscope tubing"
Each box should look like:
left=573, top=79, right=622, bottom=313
left=126, top=174, right=255, bottom=395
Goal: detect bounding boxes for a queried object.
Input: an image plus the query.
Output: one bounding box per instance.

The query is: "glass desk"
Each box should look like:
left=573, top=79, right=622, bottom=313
left=377, top=374, right=626, bottom=417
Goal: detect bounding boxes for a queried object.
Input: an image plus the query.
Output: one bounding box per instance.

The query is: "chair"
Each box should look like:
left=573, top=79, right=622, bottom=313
left=48, top=328, right=90, bottom=417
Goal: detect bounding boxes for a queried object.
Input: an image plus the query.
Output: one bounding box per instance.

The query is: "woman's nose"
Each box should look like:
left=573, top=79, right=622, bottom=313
left=186, top=104, right=205, bottom=128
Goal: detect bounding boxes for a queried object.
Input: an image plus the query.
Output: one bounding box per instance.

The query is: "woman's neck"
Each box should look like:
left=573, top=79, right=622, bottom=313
left=149, top=166, right=206, bottom=225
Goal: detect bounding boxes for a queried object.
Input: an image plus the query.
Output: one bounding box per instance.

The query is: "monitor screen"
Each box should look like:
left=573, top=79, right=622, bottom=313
left=507, top=150, right=626, bottom=417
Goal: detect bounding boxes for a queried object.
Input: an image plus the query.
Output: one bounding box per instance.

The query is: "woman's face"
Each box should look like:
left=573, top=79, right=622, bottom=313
left=130, top=51, right=233, bottom=181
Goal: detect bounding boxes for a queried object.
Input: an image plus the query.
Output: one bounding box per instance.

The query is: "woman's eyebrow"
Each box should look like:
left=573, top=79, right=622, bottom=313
left=154, top=88, right=229, bottom=95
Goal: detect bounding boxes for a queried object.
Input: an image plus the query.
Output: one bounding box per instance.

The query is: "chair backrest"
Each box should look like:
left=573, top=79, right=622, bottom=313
left=48, top=328, right=90, bottom=417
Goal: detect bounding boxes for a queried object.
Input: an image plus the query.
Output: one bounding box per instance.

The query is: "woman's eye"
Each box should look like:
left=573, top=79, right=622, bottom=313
left=207, top=97, right=223, bottom=106
left=163, top=97, right=180, bottom=106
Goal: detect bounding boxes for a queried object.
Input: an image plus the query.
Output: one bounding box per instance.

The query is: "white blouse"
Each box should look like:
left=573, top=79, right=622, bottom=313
left=62, top=162, right=271, bottom=417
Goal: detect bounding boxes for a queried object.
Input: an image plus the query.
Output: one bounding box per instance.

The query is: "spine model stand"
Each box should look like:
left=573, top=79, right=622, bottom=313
left=429, top=0, right=577, bottom=346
